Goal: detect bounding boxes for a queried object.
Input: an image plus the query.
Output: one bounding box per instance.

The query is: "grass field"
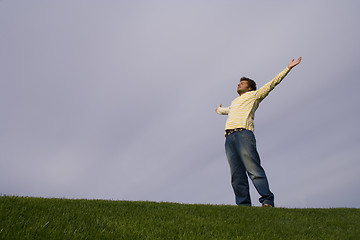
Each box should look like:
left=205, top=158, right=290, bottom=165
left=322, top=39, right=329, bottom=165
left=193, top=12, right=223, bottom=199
left=1, top=196, right=359, bottom=239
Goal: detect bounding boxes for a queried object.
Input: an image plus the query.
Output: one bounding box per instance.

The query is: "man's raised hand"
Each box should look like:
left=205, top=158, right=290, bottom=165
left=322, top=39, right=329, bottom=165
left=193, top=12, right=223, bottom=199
left=288, top=57, right=302, bottom=69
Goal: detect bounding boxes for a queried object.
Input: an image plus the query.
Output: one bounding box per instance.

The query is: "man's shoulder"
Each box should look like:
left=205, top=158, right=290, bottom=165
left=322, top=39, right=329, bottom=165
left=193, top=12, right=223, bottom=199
left=243, top=91, right=257, bottom=98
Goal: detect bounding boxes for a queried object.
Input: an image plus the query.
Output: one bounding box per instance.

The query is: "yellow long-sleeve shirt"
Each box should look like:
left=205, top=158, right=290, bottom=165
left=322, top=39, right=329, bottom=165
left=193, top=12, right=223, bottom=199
left=217, top=67, right=290, bottom=132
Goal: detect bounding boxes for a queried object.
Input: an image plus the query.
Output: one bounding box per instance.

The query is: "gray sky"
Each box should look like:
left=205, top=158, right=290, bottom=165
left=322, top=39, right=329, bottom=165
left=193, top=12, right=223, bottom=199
left=1, top=0, right=359, bottom=208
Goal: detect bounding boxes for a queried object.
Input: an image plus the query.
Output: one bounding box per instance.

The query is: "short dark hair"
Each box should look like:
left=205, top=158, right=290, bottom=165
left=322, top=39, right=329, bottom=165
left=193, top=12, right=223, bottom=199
left=240, top=77, right=257, bottom=91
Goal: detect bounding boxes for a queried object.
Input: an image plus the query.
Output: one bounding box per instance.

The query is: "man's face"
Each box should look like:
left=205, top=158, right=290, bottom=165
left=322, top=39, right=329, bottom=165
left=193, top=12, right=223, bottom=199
left=237, top=80, right=251, bottom=95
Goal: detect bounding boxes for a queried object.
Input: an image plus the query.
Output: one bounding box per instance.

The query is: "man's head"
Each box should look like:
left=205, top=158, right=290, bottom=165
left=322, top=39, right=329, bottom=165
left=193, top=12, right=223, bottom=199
left=237, top=77, right=257, bottom=95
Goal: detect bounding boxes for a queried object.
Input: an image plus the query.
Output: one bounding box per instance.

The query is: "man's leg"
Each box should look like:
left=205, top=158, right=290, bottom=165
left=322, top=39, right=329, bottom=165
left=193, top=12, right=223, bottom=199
left=236, top=130, right=274, bottom=206
left=225, top=133, right=251, bottom=206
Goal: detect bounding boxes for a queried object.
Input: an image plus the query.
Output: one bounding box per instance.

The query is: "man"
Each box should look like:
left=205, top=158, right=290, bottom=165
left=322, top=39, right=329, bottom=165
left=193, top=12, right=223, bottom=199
left=216, top=57, right=302, bottom=207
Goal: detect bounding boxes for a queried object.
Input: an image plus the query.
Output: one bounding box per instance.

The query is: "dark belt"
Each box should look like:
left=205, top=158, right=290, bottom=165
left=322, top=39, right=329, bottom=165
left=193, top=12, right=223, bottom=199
left=225, top=128, right=246, bottom=137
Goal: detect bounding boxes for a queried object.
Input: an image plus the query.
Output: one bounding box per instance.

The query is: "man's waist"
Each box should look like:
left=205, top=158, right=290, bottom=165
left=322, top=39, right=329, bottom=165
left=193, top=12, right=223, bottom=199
left=225, top=128, right=248, bottom=137
left=225, top=119, right=255, bottom=133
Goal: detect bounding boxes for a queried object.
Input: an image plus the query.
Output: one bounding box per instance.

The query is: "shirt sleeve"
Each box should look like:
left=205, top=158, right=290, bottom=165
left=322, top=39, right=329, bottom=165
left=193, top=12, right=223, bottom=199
left=216, top=106, right=230, bottom=115
left=255, top=67, right=290, bottom=100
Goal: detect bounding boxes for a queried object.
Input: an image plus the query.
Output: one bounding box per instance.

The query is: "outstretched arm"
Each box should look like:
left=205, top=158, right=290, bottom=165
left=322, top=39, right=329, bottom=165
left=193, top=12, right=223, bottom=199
left=255, top=57, right=302, bottom=100
left=215, top=104, right=230, bottom=115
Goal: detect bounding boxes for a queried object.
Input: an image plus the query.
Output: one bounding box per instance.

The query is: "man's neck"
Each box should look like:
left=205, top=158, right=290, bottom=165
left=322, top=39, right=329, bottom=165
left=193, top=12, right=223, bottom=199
left=237, top=90, right=249, bottom=96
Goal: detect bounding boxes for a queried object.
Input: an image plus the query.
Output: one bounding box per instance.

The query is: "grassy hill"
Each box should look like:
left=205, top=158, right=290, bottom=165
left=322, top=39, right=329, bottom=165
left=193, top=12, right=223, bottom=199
left=1, top=196, right=359, bottom=239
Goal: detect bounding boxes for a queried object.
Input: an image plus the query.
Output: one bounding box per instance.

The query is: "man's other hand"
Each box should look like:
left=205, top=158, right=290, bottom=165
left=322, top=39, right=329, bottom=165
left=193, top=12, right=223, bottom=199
left=215, top=104, right=222, bottom=113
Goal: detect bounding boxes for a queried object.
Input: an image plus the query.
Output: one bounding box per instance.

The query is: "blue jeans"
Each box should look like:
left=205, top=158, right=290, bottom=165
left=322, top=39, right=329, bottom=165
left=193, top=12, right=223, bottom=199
left=225, top=130, right=274, bottom=206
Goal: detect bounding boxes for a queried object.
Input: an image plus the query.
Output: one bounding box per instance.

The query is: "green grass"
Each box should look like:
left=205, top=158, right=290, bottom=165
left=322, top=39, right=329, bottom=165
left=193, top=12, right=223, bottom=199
left=1, top=196, right=359, bottom=239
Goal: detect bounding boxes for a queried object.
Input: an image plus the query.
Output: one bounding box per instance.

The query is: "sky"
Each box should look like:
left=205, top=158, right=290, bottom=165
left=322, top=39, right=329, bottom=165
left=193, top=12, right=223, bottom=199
left=1, top=0, right=360, bottom=208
